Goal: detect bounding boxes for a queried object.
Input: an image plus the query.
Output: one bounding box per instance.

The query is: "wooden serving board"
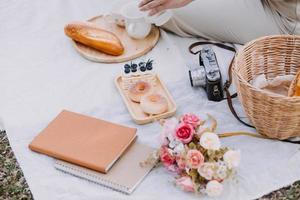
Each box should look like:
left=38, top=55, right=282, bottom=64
left=72, top=15, right=160, bottom=63
left=115, top=74, right=177, bottom=125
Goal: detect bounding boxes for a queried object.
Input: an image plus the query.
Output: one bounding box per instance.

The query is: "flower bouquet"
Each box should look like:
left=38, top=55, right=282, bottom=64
left=156, top=113, right=241, bottom=197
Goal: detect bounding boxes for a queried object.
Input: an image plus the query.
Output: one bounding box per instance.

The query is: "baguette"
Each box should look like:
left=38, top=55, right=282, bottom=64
left=64, top=22, right=124, bottom=56
left=288, top=70, right=300, bottom=97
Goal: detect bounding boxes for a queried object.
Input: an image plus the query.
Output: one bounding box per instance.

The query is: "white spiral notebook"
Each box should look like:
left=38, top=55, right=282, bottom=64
left=54, top=142, right=156, bottom=194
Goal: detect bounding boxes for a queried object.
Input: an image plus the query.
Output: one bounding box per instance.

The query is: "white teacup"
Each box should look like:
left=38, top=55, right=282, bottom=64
left=121, top=2, right=152, bottom=39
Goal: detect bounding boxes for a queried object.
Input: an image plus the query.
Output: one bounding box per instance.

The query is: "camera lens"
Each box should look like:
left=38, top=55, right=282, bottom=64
left=189, top=67, right=206, bottom=87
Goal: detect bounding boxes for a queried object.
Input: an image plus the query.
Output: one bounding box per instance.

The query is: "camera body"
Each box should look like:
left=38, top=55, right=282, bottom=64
left=189, top=46, right=224, bottom=101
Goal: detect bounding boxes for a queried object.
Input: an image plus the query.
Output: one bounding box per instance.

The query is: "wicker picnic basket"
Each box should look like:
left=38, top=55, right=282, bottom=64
left=232, top=35, right=300, bottom=139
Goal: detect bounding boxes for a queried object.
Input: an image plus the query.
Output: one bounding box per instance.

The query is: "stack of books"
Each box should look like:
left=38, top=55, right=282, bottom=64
left=29, top=110, right=155, bottom=194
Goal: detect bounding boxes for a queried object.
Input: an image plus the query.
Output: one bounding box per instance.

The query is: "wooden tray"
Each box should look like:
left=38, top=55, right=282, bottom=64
left=72, top=15, right=160, bottom=63
left=115, top=74, right=177, bottom=124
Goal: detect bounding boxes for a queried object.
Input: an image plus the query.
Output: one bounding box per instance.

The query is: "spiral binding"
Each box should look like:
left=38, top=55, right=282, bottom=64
left=55, top=161, right=131, bottom=194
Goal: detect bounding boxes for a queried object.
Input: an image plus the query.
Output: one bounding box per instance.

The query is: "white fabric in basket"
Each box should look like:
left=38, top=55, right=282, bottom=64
left=0, top=0, right=300, bottom=200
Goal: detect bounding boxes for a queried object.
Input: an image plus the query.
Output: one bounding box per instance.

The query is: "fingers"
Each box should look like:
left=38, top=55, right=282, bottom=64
left=138, top=0, right=153, bottom=7
left=148, top=4, right=166, bottom=16
left=139, top=0, right=165, bottom=11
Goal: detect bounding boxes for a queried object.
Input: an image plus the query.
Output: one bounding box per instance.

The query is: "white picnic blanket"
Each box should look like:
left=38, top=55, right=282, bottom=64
left=1, top=0, right=300, bottom=199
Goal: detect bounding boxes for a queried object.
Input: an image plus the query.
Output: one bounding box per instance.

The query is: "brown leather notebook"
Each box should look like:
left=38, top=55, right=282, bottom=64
left=29, top=110, right=137, bottom=173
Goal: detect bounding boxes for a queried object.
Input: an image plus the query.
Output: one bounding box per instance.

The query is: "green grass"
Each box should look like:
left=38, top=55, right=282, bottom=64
left=0, top=131, right=33, bottom=200
left=0, top=131, right=300, bottom=200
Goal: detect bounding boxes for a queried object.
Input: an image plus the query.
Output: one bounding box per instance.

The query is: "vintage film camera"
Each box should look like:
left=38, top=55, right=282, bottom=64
left=189, top=46, right=224, bottom=101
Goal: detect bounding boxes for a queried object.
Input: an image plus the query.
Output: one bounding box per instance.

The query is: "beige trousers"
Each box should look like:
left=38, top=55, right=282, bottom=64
left=162, top=0, right=299, bottom=44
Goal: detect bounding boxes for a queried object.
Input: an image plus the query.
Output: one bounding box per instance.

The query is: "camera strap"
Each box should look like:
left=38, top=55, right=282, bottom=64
left=189, top=41, right=255, bottom=128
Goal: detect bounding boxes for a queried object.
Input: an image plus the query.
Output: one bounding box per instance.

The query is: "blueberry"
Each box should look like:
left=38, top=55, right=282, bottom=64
left=146, top=65, right=153, bottom=70
left=124, top=64, right=131, bottom=69
left=131, top=63, right=138, bottom=69
left=140, top=67, right=146, bottom=72
left=124, top=68, right=130, bottom=74
left=138, top=62, right=146, bottom=67
left=146, top=59, right=153, bottom=70
left=131, top=68, right=137, bottom=72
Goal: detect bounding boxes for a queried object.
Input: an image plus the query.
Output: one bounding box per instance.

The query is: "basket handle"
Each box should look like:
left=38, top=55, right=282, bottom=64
left=189, top=41, right=255, bottom=128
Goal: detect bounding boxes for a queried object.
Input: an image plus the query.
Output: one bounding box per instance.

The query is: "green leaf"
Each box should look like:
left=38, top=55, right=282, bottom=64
left=188, top=142, right=196, bottom=149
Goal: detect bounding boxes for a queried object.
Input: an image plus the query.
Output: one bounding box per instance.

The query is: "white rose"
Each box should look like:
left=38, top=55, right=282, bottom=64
left=223, top=150, right=241, bottom=169
left=169, top=138, right=181, bottom=149
left=173, top=142, right=185, bottom=154
left=199, top=132, right=221, bottom=150
left=205, top=180, right=223, bottom=197
left=198, top=162, right=215, bottom=180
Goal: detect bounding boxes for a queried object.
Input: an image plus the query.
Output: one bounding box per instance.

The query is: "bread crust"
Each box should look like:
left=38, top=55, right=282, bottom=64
left=288, top=70, right=300, bottom=97
left=64, top=22, right=124, bottom=56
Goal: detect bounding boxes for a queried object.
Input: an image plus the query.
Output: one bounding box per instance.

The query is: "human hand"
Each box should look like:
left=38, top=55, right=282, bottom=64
left=139, top=0, right=193, bottom=16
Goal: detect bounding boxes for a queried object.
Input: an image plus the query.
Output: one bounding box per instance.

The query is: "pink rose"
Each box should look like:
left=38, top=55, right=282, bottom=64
left=175, top=123, right=194, bottom=144
left=181, top=114, right=201, bottom=128
left=160, top=147, right=175, bottom=167
left=176, top=155, right=186, bottom=170
left=186, top=149, right=204, bottom=169
left=175, top=176, right=195, bottom=192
